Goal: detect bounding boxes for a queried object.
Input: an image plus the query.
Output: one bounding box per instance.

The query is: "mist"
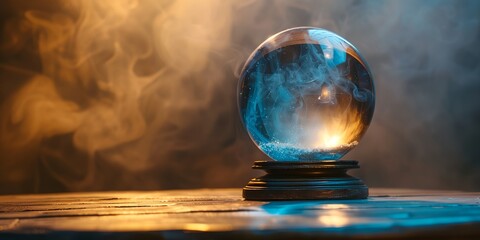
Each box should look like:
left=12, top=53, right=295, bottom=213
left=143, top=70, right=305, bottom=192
left=1, top=0, right=479, bottom=194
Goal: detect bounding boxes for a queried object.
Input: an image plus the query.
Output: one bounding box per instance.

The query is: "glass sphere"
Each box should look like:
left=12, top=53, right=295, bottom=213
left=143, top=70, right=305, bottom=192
left=238, top=27, right=375, bottom=161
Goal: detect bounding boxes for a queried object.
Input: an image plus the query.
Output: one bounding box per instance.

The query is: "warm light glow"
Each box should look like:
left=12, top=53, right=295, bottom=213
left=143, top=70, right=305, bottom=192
left=320, top=204, right=349, bottom=210
left=321, top=87, right=330, bottom=98
left=311, top=85, right=364, bottom=151
left=183, top=223, right=234, bottom=232
left=318, top=210, right=350, bottom=227
left=311, top=112, right=362, bottom=150
left=318, top=85, right=331, bottom=102
left=323, top=135, right=341, bottom=148
left=184, top=223, right=212, bottom=231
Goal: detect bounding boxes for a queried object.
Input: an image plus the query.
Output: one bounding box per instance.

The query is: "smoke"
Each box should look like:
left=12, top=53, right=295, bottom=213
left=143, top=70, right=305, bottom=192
left=0, top=0, right=479, bottom=193
left=0, top=0, right=251, bottom=192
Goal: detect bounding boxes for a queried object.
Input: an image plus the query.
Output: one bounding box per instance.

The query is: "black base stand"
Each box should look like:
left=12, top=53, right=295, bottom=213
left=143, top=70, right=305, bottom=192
left=243, top=160, right=368, bottom=200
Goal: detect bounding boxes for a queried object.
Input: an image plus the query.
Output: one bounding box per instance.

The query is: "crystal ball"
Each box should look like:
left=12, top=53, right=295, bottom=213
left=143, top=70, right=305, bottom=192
left=238, top=27, right=375, bottom=161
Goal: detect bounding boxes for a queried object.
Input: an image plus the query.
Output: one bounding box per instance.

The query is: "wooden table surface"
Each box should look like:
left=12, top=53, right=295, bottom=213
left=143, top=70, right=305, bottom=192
left=1, top=188, right=480, bottom=239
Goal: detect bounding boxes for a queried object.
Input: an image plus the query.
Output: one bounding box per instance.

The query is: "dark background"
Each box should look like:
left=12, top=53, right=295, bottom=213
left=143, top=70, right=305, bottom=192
left=1, top=0, right=479, bottom=194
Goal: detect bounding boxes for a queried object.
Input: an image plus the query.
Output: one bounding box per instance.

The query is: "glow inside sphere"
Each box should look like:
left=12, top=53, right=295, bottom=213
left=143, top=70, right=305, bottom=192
left=238, top=27, right=375, bottom=161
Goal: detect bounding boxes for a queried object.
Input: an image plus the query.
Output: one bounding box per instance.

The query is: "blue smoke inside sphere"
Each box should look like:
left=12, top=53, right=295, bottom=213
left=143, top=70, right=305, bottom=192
left=238, top=27, right=375, bottom=161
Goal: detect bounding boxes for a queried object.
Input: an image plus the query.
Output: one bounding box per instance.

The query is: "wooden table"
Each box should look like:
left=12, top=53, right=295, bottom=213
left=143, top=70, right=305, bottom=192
left=1, top=188, right=480, bottom=239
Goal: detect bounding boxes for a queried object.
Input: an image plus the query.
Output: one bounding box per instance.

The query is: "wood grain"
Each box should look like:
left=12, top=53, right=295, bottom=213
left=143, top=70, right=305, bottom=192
left=0, top=188, right=480, bottom=239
